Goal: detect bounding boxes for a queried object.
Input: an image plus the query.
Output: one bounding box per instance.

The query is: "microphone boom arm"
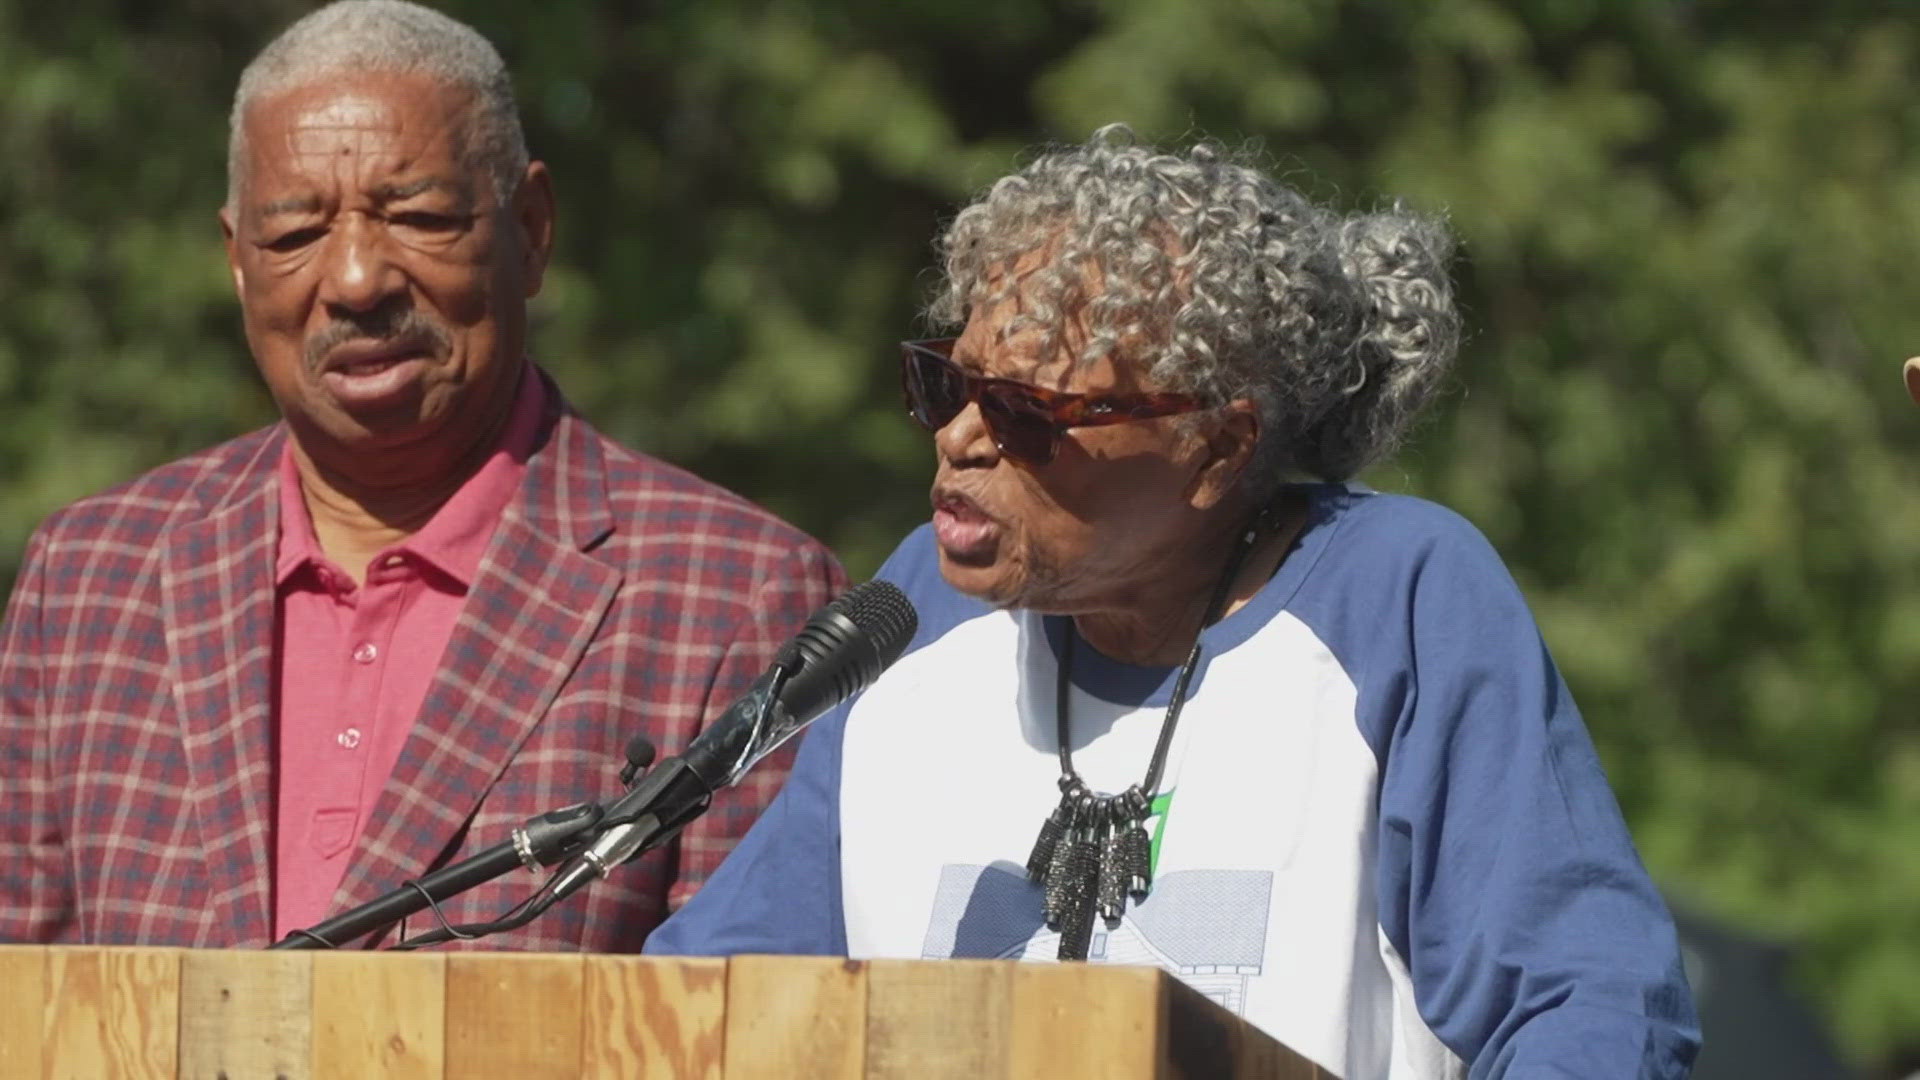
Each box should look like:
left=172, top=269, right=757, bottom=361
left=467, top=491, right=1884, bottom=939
left=275, top=580, right=917, bottom=951
left=266, top=801, right=605, bottom=950
left=540, top=661, right=796, bottom=906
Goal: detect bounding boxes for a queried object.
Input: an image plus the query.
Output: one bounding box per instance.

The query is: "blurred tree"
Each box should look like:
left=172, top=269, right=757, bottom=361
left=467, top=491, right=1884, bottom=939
left=4, top=0, right=1917, bottom=1069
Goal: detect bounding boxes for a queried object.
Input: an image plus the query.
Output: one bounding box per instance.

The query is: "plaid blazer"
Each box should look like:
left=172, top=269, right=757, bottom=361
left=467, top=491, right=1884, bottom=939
left=0, top=377, right=844, bottom=950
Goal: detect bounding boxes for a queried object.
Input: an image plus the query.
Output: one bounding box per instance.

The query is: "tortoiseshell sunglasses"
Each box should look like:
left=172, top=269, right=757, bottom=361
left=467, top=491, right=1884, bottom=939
left=900, top=338, right=1205, bottom=466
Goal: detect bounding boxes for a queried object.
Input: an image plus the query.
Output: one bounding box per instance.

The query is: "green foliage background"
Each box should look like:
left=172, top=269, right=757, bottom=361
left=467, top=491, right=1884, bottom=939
left=5, top=0, right=1918, bottom=1069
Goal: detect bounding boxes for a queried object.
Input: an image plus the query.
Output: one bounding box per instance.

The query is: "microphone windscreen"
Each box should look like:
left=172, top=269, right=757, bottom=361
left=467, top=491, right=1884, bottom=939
left=776, top=580, right=918, bottom=723
left=830, top=579, right=917, bottom=666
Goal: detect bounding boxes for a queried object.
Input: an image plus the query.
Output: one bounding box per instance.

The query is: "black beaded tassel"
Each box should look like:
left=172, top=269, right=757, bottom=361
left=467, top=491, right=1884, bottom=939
left=1040, top=795, right=1090, bottom=927
left=1025, top=790, right=1076, bottom=882
left=1054, top=804, right=1104, bottom=960
left=1122, top=818, right=1153, bottom=899
left=1095, top=811, right=1130, bottom=923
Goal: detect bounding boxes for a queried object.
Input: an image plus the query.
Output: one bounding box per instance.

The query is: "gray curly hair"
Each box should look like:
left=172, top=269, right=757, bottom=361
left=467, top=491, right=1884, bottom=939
left=931, top=124, right=1460, bottom=486
left=227, top=0, right=528, bottom=209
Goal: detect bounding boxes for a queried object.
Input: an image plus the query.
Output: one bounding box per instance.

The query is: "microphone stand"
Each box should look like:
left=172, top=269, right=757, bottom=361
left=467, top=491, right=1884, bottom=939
left=267, top=801, right=607, bottom=950
left=270, top=652, right=806, bottom=951
left=466, top=662, right=797, bottom=930
left=366, top=668, right=799, bottom=951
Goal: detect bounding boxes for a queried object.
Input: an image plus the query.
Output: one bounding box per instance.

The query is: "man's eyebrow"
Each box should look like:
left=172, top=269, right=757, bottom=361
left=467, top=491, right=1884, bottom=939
left=257, top=195, right=322, bottom=218
left=371, top=177, right=470, bottom=202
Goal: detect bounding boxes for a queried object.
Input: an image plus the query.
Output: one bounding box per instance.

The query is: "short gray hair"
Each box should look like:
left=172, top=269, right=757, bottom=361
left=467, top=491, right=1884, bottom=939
left=227, top=0, right=528, bottom=208
left=932, top=124, right=1461, bottom=486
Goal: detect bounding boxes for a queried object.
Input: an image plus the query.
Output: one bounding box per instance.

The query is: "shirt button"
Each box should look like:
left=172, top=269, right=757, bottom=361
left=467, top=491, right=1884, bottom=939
left=336, top=727, right=362, bottom=750
left=380, top=554, right=404, bottom=569
left=352, top=642, right=378, bottom=664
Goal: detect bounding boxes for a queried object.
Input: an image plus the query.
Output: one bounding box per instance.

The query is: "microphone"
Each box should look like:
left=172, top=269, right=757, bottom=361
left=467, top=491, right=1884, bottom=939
left=683, top=578, right=918, bottom=789
left=541, top=580, right=917, bottom=904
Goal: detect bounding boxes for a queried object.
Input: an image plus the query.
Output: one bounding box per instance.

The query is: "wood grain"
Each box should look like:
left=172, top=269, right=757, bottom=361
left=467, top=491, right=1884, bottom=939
left=178, top=948, right=312, bottom=1080
left=0, top=947, right=46, bottom=1080
left=11, top=949, right=1332, bottom=1079
left=444, top=952, right=584, bottom=1080
left=1009, top=963, right=1163, bottom=1077
left=722, top=955, right=866, bottom=1080
left=311, top=951, right=446, bottom=1079
left=865, top=958, right=1011, bottom=1080
left=1231, top=1016, right=1334, bottom=1080
left=44, top=945, right=180, bottom=1080
left=1162, top=974, right=1328, bottom=1079
left=581, top=955, right=725, bottom=1079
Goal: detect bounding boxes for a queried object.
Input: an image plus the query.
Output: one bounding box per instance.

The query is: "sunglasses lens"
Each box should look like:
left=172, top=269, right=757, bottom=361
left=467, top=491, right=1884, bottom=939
left=903, top=346, right=966, bottom=430
left=901, top=341, right=1060, bottom=465
left=979, top=387, right=1059, bottom=465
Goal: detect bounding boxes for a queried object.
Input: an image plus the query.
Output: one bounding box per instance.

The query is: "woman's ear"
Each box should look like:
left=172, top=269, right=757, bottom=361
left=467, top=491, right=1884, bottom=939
left=1189, top=401, right=1261, bottom=509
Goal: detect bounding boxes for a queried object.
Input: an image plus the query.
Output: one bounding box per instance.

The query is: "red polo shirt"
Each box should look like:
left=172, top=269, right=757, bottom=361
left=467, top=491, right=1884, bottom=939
left=272, top=365, right=544, bottom=937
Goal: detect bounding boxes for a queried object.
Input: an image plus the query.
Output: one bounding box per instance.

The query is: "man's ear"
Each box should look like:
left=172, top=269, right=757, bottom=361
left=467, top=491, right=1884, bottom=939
left=513, top=161, right=557, bottom=298
left=1189, top=400, right=1261, bottom=510
left=219, top=205, right=245, bottom=296
left=1905, top=357, right=1920, bottom=407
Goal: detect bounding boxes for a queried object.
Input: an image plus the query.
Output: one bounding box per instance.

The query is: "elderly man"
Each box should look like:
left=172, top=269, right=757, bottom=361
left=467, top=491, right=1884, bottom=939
left=1907, top=358, right=1919, bottom=404
left=0, top=0, right=841, bottom=950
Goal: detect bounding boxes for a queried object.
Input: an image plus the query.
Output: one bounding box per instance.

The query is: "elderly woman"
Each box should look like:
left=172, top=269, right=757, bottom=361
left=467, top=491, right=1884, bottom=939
left=649, top=127, right=1699, bottom=1078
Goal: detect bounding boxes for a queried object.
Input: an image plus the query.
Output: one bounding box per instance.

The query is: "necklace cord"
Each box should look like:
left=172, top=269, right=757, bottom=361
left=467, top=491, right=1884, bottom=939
left=1054, top=497, right=1293, bottom=799
left=1141, top=519, right=1258, bottom=795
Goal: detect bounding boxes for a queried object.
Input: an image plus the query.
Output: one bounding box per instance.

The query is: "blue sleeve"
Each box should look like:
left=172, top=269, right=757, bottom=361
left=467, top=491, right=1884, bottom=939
left=642, top=697, right=848, bottom=956
left=1327, top=499, right=1701, bottom=1078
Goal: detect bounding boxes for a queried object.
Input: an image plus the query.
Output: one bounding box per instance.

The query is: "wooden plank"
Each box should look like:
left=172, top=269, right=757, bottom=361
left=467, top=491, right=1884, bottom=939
left=864, top=959, right=1011, bottom=1080
left=722, top=955, right=866, bottom=1080
left=12, top=948, right=1321, bottom=1080
left=0, top=947, right=47, bottom=1080
left=1230, top=1017, right=1333, bottom=1080
left=44, top=946, right=180, bottom=1080
left=581, top=955, right=725, bottom=1079
left=311, top=951, right=446, bottom=1079
left=1009, top=964, right=1163, bottom=1078
left=444, top=952, right=584, bottom=1080
left=178, top=948, right=313, bottom=1080
left=1161, top=974, right=1326, bottom=1080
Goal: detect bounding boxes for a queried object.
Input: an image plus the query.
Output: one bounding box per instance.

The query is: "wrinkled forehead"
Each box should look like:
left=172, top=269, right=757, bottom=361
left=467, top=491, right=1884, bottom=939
left=965, top=257, right=1092, bottom=359
left=964, top=240, right=1171, bottom=381
left=236, top=71, right=483, bottom=200
left=968, top=212, right=1184, bottom=289
left=970, top=235, right=1097, bottom=301
left=284, top=90, right=407, bottom=151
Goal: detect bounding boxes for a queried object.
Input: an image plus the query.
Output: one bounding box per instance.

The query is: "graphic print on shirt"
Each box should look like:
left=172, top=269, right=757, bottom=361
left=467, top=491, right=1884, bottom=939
left=920, top=860, right=1274, bottom=1017
left=917, top=760, right=1274, bottom=1014
left=916, top=788, right=1271, bottom=1016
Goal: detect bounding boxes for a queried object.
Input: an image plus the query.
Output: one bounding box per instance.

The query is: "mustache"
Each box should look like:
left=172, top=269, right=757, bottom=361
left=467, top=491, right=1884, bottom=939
left=303, top=306, right=453, bottom=373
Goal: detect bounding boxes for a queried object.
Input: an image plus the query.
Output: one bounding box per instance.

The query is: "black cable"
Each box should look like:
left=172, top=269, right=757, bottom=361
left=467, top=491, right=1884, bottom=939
left=399, top=879, right=480, bottom=945
left=387, top=886, right=555, bottom=951
left=283, top=928, right=337, bottom=949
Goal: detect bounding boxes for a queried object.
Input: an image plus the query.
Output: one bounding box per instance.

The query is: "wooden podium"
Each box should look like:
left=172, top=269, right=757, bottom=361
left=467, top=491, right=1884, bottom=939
left=0, top=947, right=1330, bottom=1078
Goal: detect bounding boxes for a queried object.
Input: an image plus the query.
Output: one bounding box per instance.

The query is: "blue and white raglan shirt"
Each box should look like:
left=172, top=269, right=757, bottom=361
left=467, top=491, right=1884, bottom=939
left=648, top=486, right=1701, bottom=1079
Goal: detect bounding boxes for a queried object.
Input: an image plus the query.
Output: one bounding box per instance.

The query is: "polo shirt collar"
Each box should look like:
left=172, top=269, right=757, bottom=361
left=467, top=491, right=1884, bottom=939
left=274, top=361, right=547, bottom=589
